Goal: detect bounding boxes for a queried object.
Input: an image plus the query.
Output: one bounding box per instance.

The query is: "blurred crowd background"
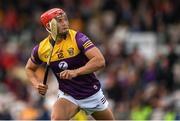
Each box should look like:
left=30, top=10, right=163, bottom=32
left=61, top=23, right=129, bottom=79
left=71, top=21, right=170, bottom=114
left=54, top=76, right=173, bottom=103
left=0, top=0, right=179, bottom=120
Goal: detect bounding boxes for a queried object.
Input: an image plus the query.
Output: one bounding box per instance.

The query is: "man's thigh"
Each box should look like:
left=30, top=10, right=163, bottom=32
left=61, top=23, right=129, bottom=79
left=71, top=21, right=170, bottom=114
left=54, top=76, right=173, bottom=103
left=51, top=98, right=79, bottom=120
left=91, top=108, right=115, bottom=120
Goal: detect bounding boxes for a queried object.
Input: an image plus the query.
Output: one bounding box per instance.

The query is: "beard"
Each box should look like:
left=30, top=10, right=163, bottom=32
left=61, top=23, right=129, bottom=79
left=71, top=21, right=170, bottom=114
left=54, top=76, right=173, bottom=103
left=58, top=29, right=69, bottom=39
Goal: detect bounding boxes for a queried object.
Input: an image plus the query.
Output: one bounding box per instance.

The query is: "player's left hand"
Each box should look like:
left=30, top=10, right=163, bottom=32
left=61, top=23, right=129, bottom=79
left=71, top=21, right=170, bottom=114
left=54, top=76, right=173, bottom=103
left=59, top=69, right=78, bottom=80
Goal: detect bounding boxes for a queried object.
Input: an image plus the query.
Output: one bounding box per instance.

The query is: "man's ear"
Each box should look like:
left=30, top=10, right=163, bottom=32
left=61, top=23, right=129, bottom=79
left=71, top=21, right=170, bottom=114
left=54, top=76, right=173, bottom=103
left=45, top=23, right=51, bottom=33
left=46, top=23, right=50, bottom=29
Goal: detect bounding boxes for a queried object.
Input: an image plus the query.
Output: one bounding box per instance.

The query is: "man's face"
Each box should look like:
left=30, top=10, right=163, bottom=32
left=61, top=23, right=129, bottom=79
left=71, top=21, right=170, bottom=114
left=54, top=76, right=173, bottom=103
left=55, top=13, right=69, bottom=35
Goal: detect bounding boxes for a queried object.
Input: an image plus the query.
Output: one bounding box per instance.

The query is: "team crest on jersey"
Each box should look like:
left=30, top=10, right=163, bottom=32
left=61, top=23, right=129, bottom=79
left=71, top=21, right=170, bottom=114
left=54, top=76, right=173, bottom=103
left=44, top=54, right=48, bottom=58
left=67, top=47, right=74, bottom=56
left=58, top=61, right=68, bottom=70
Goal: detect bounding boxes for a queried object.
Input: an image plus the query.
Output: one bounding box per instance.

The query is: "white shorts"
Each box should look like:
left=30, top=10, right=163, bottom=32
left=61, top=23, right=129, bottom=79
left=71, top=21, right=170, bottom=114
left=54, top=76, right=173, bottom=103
left=57, top=89, right=109, bottom=115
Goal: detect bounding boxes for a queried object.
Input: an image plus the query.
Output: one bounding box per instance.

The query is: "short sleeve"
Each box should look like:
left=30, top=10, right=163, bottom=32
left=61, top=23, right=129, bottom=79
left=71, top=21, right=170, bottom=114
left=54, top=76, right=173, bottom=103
left=30, top=45, right=43, bottom=65
left=75, top=32, right=95, bottom=52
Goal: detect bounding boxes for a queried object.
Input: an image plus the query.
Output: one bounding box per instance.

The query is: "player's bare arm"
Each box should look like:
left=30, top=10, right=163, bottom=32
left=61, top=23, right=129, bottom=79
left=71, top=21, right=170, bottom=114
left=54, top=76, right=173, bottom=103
left=25, top=59, right=48, bottom=95
left=76, top=47, right=105, bottom=75
left=59, top=47, right=105, bottom=79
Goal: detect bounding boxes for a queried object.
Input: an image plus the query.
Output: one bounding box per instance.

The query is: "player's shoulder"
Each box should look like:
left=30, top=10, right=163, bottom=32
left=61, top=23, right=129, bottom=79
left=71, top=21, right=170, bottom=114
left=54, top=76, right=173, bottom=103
left=75, top=31, right=89, bottom=43
left=33, top=36, right=50, bottom=55
left=39, top=36, right=50, bottom=46
left=37, top=36, right=50, bottom=50
left=68, top=29, right=88, bottom=40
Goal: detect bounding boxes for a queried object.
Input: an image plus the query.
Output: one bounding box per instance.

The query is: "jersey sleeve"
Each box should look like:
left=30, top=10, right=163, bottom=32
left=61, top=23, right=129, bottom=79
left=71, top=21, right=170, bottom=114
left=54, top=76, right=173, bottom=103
left=30, top=45, right=43, bottom=65
left=75, top=32, right=95, bottom=53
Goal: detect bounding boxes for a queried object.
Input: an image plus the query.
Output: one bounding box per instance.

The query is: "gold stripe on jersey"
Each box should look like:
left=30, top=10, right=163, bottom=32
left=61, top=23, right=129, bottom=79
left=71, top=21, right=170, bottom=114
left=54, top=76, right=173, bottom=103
left=84, top=42, right=93, bottom=49
left=83, top=40, right=93, bottom=49
left=38, top=30, right=80, bottom=62
left=83, top=40, right=91, bottom=47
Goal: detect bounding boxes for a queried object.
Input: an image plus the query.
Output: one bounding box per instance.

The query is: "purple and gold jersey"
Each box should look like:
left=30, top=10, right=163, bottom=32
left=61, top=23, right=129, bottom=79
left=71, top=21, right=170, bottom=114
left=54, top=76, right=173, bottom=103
left=31, top=29, right=101, bottom=99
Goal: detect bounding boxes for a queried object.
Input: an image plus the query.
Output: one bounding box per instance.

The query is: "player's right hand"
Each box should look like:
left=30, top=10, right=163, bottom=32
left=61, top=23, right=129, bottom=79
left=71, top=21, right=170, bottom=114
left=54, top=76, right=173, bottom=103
left=36, top=83, right=48, bottom=96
